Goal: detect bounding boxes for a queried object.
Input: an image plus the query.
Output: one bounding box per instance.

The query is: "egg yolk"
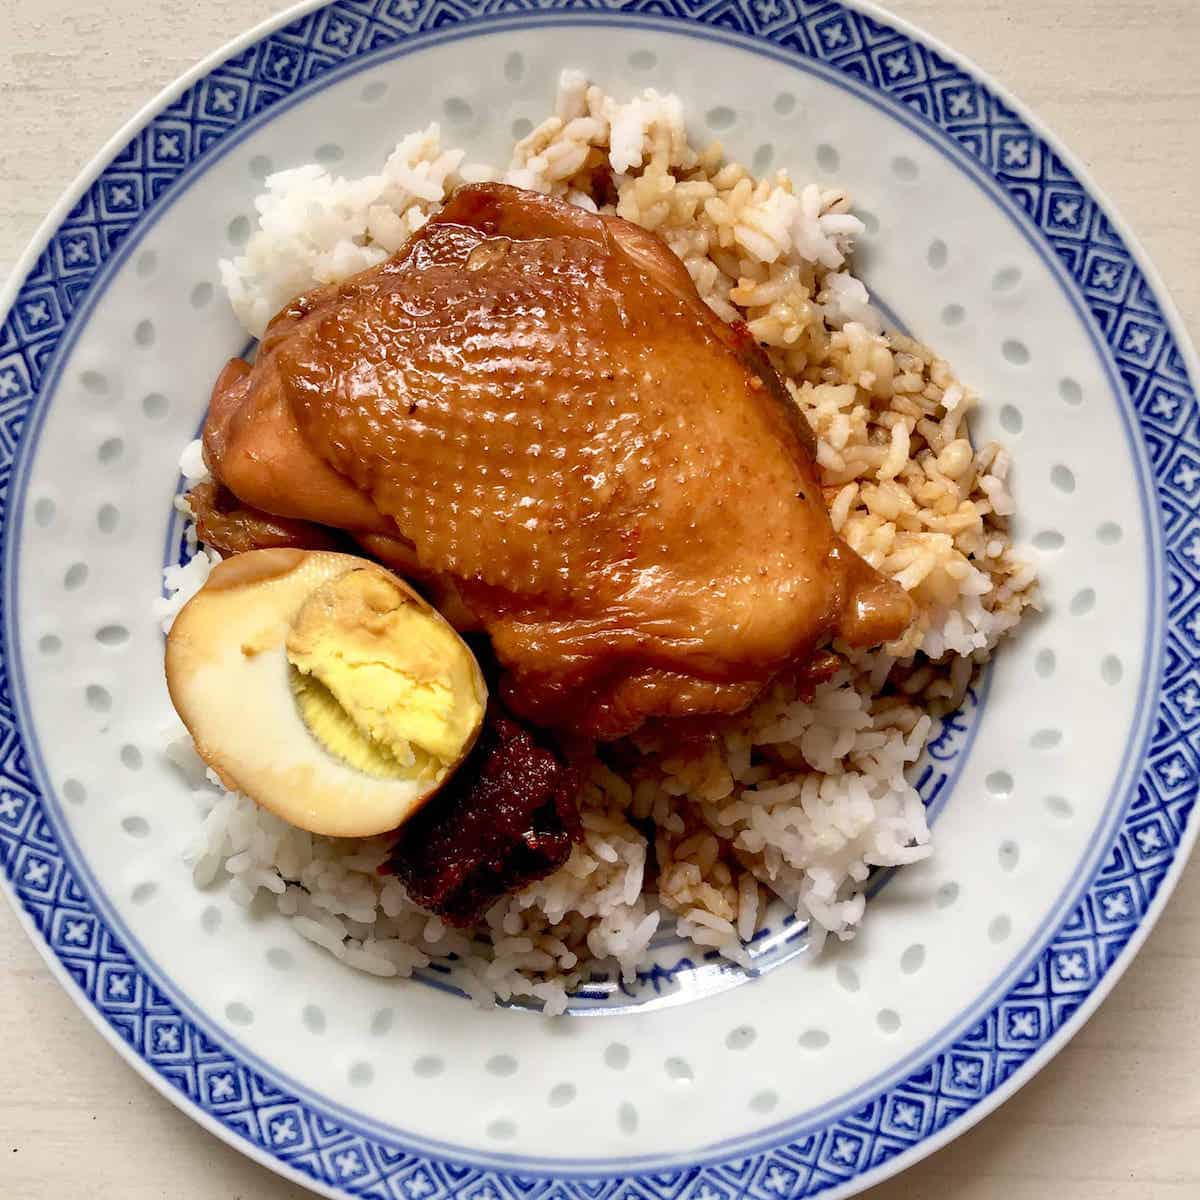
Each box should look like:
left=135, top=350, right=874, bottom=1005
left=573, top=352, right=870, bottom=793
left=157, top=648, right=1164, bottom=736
left=285, top=569, right=484, bottom=782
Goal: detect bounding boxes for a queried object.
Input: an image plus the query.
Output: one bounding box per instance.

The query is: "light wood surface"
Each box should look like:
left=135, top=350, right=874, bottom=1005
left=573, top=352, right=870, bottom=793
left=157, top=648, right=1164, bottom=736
left=2, top=1, right=1198, bottom=1196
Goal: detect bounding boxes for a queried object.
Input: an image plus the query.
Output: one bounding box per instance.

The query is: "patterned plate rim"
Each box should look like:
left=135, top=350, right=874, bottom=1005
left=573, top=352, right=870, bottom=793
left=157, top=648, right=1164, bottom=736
left=1, top=1, right=1197, bottom=1197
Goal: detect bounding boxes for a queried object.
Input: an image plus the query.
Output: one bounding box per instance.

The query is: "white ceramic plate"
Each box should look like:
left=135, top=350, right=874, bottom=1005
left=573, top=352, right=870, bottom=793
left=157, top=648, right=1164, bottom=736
left=2, top=2, right=1197, bottom=1197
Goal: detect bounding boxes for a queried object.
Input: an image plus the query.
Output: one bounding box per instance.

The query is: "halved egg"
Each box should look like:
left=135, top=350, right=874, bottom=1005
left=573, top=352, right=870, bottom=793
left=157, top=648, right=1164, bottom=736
left=165, top=548, right=487, bottom=837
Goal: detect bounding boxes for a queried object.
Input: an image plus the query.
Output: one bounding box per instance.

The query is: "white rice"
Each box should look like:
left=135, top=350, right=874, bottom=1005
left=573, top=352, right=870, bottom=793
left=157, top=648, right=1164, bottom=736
left=164, top=73, right=1037, bottom=1011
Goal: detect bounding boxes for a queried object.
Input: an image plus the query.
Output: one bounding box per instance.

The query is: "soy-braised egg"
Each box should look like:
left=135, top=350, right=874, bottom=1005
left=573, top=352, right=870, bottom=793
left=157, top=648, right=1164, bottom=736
left=165, top=548, right=487, bottom=837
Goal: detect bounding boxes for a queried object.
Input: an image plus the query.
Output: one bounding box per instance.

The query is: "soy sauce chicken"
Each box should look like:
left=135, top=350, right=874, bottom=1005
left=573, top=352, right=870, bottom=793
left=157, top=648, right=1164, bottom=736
left=201, top=183, right=913, bottom=740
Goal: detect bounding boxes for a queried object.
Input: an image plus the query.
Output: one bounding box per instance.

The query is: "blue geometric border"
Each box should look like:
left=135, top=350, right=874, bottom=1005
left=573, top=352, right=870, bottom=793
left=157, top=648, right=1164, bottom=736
left=1, top=2, right=1198, bottom=1198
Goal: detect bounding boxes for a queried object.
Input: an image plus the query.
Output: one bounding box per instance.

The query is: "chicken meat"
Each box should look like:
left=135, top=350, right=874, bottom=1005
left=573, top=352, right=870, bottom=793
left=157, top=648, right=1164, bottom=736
left=201, top=183, right=913, bottom=738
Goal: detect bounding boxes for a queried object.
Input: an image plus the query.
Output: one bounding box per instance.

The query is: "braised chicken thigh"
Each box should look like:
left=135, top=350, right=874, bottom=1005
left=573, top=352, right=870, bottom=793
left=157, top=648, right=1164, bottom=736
left=202, top=183, right=913, bottom=737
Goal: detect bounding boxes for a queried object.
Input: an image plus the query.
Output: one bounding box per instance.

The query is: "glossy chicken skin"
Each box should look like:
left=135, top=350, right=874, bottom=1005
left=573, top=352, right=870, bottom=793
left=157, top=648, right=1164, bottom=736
left=204, top=184, right=913, bottom=738
left=187, top=480, right=348, bottom=557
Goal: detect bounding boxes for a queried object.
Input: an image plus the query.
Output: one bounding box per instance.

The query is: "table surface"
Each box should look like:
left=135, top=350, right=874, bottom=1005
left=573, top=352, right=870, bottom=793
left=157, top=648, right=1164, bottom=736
left=2, top=0, right=1198, bottom=1196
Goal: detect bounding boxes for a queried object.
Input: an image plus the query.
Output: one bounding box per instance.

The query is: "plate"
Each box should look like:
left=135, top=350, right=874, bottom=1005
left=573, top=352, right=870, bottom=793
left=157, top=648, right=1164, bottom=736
left=1, top=1, right=1197, bottom=1197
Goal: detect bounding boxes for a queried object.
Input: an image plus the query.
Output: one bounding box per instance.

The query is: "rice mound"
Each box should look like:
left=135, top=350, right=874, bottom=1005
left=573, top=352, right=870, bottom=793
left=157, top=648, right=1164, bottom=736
left=164, top=72, right=1038, bottom=1014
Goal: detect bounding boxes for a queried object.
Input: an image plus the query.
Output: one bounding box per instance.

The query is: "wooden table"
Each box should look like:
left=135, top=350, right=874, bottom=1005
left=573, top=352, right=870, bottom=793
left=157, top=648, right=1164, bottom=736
left=2, top=1, right=1198, bottom=1196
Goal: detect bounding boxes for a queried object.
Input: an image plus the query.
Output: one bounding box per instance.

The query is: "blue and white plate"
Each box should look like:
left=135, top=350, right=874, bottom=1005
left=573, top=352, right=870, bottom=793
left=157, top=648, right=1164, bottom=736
left=2, top=1, right=1197, bottom=1196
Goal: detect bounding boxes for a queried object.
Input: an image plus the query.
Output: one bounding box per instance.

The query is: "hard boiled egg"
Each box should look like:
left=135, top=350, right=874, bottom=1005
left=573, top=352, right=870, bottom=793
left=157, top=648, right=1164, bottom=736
left=165, top=549, right=487, bottom=837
